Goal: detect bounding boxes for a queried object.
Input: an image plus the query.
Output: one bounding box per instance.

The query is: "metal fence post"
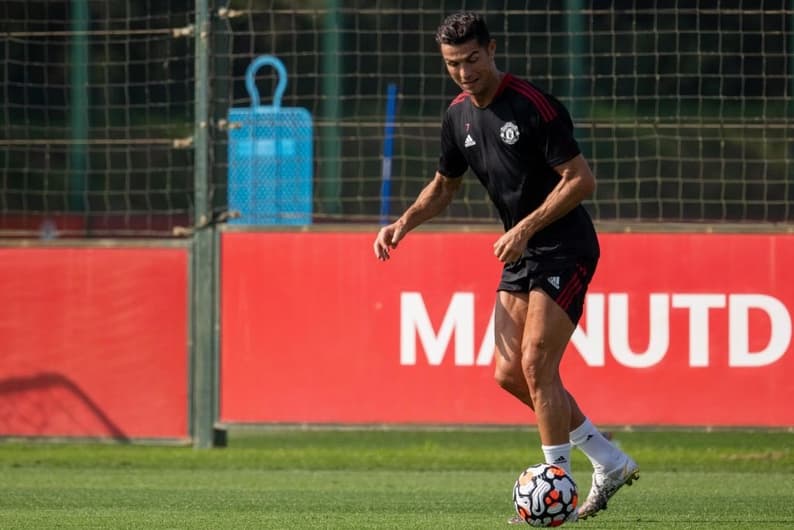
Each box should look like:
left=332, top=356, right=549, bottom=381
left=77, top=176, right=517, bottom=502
left=191, top=0, right=217, bottom=449
left=319, top=0, right=342, bottom=216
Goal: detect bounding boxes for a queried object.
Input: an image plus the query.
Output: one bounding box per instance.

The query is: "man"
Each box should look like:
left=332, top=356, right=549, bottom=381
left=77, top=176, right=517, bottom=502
left=372, top=11, right=639, bottom=521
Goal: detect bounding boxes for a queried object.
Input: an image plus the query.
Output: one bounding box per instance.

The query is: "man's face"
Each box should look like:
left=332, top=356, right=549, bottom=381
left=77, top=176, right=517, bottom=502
left=440, top=39, right=497, bottom=98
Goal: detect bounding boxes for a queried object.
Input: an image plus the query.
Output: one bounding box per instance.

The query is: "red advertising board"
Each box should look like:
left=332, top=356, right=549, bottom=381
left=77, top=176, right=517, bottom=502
left=220, top=231, right=794, bottom=427
left=0, top=246, right=189, bottom=439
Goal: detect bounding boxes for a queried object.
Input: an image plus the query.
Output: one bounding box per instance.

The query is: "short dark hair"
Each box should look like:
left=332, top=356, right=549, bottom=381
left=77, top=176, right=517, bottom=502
left=435, top=11, right=491, bottom=47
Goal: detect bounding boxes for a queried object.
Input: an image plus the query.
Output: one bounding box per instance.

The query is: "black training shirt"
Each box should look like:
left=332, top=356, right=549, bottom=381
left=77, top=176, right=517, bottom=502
left=438, top=73, right=599, bottom=260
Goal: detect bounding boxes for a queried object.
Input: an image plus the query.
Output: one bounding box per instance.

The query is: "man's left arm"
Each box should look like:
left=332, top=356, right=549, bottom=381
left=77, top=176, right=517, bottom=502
left=493, top=154, right=596, bottom=263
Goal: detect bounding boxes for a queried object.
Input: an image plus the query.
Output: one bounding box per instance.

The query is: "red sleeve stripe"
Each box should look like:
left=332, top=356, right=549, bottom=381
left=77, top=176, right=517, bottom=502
left=507, top=79, right=557, bottom=122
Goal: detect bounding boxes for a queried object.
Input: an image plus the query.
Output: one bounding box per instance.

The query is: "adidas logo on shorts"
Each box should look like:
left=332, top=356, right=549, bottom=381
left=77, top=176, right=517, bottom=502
left=547, top=276, right=560, bottom=289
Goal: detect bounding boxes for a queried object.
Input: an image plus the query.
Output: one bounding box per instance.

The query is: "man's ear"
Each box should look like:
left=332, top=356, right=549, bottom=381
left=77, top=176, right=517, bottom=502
left=488, top=39, right=497, bottom=58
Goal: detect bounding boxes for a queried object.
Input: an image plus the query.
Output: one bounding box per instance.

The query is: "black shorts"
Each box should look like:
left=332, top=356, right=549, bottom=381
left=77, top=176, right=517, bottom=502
left=497, top=256, right=598, bottom=326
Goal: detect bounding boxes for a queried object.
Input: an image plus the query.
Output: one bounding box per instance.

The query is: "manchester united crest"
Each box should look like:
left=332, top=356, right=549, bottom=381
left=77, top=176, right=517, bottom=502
left=500, top=121, right=520, bottom=145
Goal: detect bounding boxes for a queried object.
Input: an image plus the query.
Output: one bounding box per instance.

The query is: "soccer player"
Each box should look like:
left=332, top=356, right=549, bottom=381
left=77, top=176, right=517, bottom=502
left=372, top=11, right=639, bottom=521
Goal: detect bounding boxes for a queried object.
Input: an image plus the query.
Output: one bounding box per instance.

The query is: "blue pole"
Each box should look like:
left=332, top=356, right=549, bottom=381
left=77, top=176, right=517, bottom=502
left=379, top=83, right=398, bottom=224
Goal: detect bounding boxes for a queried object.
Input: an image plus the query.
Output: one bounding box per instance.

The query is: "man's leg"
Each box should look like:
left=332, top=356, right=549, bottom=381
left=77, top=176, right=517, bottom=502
left=520, top=288, right=582, bottom=446
left=493, top=290, right=534, bottom=407
left=494, top=290, right=588, bottom=436
left=495, top=289, right=639, bottom=520
left=493, top=290, right=584, bottom=413
left=494, top=289, right=585, bottom=474
left=496, top=289, right=582, bottom=526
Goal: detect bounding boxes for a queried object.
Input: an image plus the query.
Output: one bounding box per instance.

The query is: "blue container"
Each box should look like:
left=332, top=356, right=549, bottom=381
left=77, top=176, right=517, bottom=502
left=227, top=56, right=313, bottom=225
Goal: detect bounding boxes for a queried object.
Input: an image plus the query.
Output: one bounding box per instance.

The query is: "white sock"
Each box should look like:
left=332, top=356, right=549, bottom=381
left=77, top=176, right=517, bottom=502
left=570, top=418, right=624, bottom=472
left=542, top=442, right=572, bottom=476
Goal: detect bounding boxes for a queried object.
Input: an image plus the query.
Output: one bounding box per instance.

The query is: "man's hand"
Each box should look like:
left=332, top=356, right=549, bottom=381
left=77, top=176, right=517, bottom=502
left=493, top=225, right=532, bottom=263
left=373, top=171, right=461, bottom=261
left=373, top=222, right=406, bottom=261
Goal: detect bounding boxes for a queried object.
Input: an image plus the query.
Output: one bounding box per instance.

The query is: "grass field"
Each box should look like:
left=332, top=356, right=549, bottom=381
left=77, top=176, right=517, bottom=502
left=1, top=428, right=793, bottom=529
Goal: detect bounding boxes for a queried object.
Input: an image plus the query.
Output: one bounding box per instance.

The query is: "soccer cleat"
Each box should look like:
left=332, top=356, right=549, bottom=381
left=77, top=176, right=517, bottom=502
left=578, top=456, right=640, bottom=519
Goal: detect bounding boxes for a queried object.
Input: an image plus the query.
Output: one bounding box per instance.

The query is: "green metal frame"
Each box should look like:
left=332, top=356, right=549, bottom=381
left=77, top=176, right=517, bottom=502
left=319, top=0, right=342, bottom=215
left=69, top=0, right=89, bottom=211
left=191, top=0, right=217, bottom=449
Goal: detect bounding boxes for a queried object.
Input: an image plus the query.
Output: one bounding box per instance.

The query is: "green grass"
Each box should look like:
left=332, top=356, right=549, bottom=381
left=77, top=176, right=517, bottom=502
left=1, top=429, right=793, bottom=529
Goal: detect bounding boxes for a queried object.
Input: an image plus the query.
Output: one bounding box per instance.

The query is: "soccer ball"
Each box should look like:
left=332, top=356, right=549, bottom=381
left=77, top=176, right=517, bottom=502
left=512, top=464, right=578, bottom=527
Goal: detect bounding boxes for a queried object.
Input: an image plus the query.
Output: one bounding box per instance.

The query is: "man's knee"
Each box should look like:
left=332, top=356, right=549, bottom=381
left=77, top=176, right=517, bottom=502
left=494, top=363, right=518, bottom=391
left=522, top=362, right=548, bottom=395
left=494, top=362, right=536, bottom=409
left=521, top=342, right=561, bottom=393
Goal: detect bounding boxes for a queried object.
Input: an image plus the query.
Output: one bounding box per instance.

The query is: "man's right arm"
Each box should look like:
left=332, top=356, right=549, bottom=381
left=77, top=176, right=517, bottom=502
left=373, top=171, right=461, bottom=260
